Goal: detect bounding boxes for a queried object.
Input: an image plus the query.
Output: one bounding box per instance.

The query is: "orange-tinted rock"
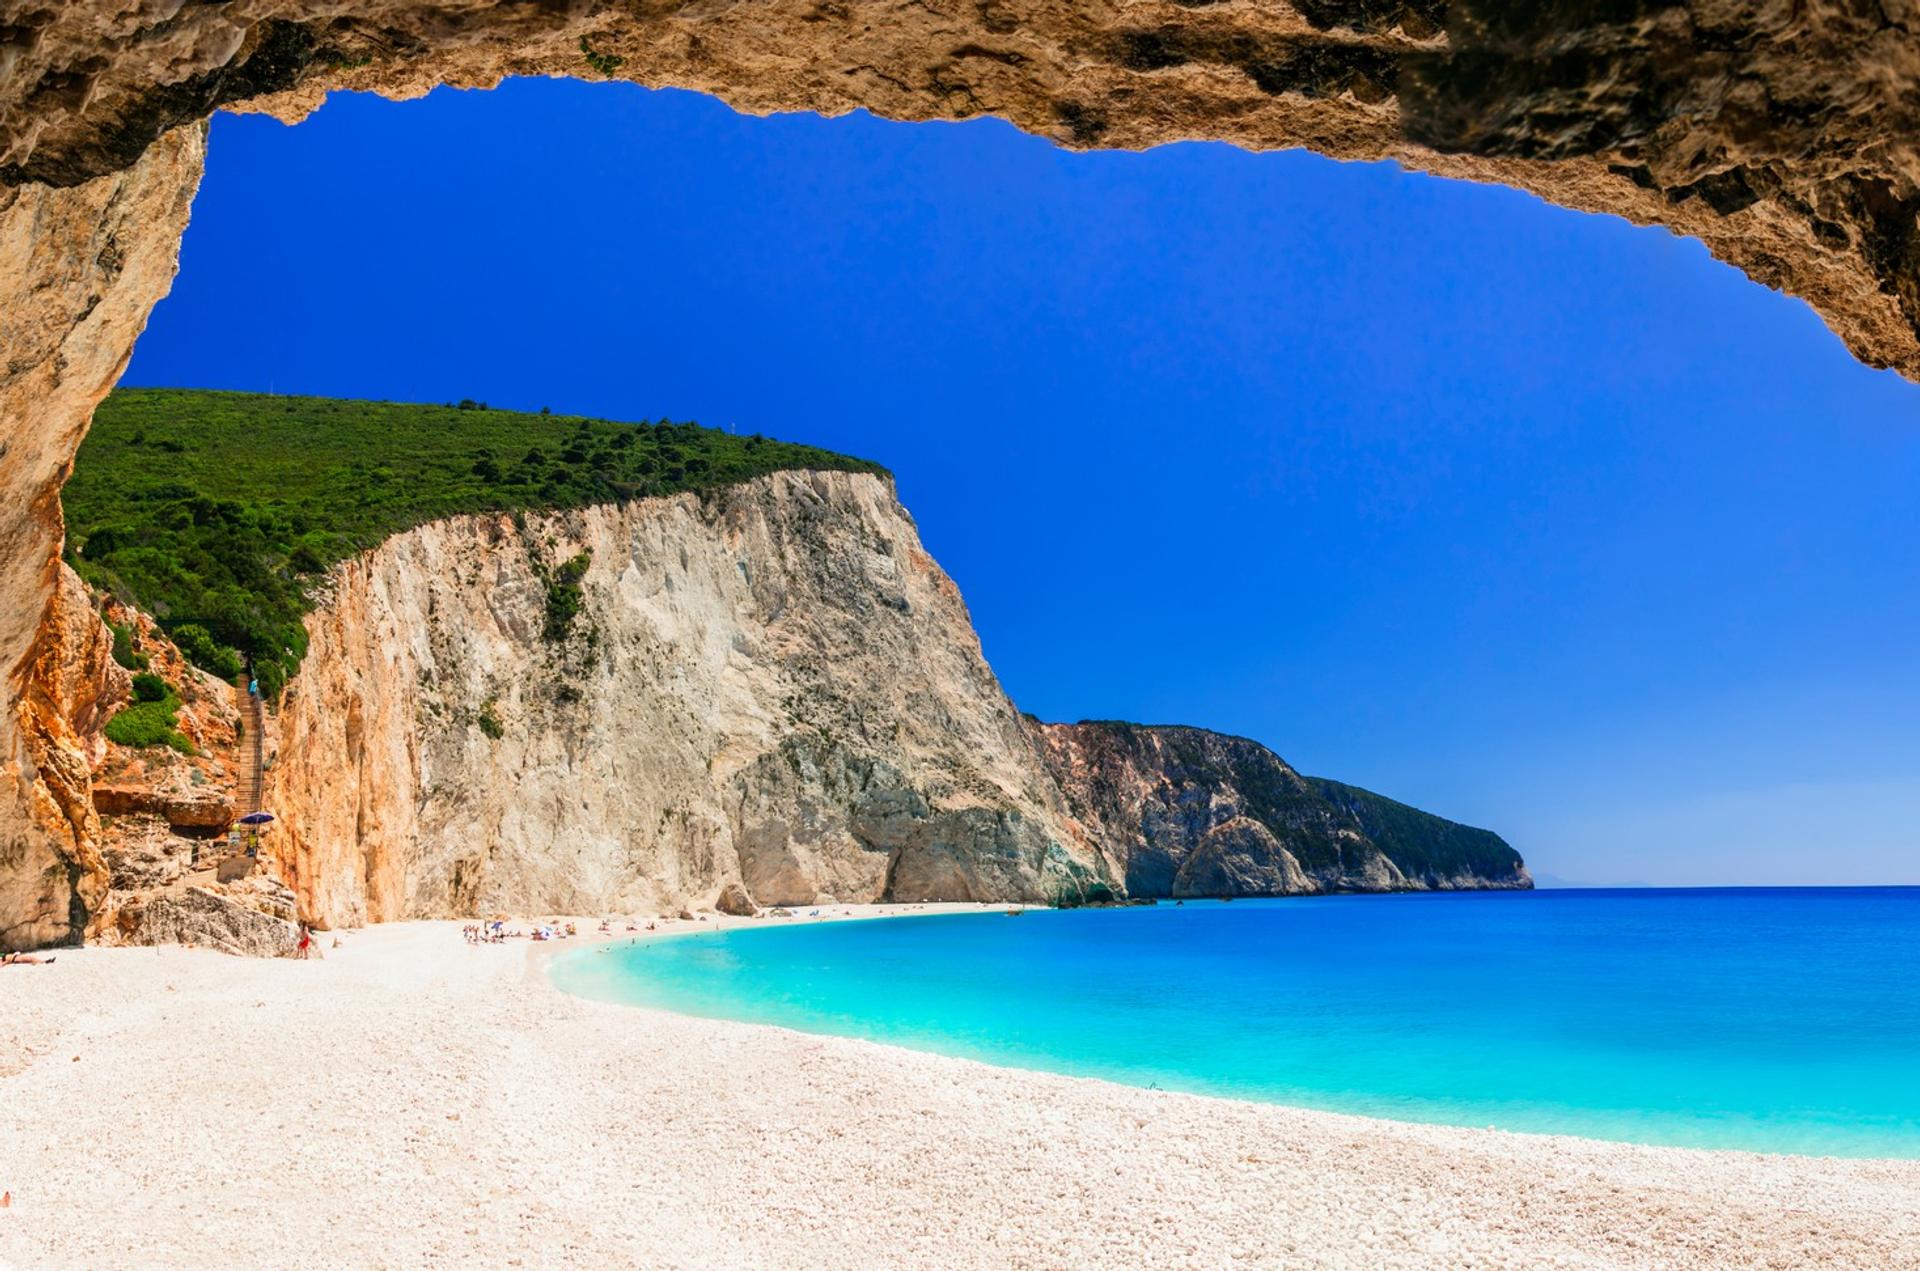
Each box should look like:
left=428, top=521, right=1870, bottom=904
left=91, top=785, right=234, bottom=831
left=0, top=129, right=202, bottom=951
left=714, top=882, right=758, bottom=917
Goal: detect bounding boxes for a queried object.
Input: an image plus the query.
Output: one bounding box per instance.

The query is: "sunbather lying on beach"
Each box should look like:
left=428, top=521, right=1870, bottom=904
left=2, top=952, right=54, bottom=966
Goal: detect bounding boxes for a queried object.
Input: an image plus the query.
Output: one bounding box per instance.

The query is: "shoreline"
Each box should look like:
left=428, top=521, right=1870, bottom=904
left=544, top=905, right=1919, bottom=1164
left=5, top=911, right=1919, bottom=1267
left=541, top=906, right=1904, bottom=1167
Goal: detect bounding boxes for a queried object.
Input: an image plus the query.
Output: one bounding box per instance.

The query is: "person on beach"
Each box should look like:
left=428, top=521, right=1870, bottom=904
left=296, top=924, right=312, bottom=959
left=2, top=952, right=54, bottom=966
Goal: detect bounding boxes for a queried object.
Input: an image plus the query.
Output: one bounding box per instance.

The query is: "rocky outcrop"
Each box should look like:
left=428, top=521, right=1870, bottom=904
left=1308, top=776, right=1530, bottom=889
left=714, top=882, right=758, bottom=917
left=0, top=127, right=203, bottom=951
left=2, top=566, right=124, bottom=950
left=94, top=805, right=300, bottom=955
left=266, top=470, right=1109, bottom=926
left=1038, top=721, right=1529, bottom=897
left=76, top=601, right=252, bottom=944
left=101, top=815, right=189, bottom=892
left=4, top=564, right=262, bottom=950
left=130, top=883, right=299, bottom=958
left=92, top=785, right=233, bottom=831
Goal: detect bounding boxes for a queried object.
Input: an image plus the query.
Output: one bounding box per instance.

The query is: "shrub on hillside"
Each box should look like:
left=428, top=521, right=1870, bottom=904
left=543, top=551, right=593, bottom=643
left=106, top=618, right=149, bottom=671
left=105, top=679, right=193, bottom=754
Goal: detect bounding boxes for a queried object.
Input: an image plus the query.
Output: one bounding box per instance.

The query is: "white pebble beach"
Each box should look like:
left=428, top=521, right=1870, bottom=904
left=3, top=906, right=1917, bottom=1269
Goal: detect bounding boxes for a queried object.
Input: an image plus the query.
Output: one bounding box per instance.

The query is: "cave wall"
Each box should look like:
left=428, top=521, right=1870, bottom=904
left=0, top=125, right=203, bottom=949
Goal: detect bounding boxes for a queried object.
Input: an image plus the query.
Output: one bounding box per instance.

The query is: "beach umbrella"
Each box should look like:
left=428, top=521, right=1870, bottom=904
left=238, top=811, right=275, bottom=825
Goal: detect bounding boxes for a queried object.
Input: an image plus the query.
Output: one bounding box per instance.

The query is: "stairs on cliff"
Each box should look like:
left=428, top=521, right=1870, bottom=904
left=193, top=681, right=268, bottom=884
left=233, top=683, right=264, bottom=817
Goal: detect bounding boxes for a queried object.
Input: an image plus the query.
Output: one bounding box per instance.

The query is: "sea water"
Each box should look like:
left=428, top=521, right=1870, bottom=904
left=551, top=888, right=1920, bottom=1157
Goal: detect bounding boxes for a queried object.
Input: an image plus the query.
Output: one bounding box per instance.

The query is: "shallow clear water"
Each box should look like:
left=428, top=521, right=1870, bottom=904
left=551, top=888, right=1920, bottom=1157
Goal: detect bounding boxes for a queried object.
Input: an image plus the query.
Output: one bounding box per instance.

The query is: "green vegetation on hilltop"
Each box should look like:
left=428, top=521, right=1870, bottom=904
left=1306, top=777, right=1524, bottom=882
left=65, top=389, right=887, bottom=697
left=1059, top=720, right=1526, bottom=890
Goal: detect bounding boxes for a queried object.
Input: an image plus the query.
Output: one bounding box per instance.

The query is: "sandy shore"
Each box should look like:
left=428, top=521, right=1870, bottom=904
left=4, top=906, right=1919, bottom=1270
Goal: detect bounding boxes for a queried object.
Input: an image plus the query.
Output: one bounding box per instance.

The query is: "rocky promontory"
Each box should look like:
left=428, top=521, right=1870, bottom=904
left=1039, top=721, right=1528, bottom=898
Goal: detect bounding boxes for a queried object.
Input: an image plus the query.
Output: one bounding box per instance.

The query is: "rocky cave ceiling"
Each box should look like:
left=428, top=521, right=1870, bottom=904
left=3, top=0, right=1918, bottom=376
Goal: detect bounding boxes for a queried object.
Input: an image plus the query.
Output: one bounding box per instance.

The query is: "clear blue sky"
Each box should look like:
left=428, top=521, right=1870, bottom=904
left=123, top=79, right=1920, bottom=886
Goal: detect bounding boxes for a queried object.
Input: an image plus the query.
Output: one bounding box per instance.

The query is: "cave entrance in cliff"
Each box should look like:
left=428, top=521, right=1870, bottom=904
left=12, top=62, right=1920, bottom=951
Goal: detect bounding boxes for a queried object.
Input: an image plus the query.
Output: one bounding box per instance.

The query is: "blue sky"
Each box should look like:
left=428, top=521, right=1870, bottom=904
left=124, top=79, right=1920, bottom=886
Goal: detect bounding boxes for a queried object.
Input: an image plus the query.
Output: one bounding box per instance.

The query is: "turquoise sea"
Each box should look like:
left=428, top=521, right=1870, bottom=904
left=551, top=888, right=1920, bottom=1157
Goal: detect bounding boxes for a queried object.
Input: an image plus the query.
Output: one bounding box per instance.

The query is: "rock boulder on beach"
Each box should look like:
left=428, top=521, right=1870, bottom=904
left=715, top=883, right=758, bottom=917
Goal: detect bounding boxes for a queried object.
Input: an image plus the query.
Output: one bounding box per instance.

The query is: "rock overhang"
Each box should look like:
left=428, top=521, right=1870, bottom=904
left=2, top=0, right=1915, bottom=373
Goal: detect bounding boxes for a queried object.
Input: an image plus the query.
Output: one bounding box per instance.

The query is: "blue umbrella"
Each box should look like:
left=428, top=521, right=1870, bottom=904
left=238, top=811, right=275, bottom=825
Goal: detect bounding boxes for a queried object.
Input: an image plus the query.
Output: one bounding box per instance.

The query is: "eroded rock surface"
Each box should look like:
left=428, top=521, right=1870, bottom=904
left=0, top=0, right=1914, bottom=379
left=131, top=883, right=299, bottom=957
left=265, top=471, right=1109, bottom=925
left=714, top=881, right=758, bottom=918
left=0, top=126, right=202, bottom=951
left=1039, top=721, right=1530, bottom=897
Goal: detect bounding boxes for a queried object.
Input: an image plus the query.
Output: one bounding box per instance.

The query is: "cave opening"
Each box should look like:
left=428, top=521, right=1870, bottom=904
left=4, top=0, right=1918, bottom=948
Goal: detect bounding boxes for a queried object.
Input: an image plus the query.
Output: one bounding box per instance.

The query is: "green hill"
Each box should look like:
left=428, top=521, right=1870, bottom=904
left=1306, top=777, right=1525, bottom=883
left=63, top=388, right=887, bottom=696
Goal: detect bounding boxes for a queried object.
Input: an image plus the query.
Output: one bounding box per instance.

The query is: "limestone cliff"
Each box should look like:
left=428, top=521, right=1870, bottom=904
left=266, top=470, right=1109, bottom=925
left=1038, top=721, right=1529, bottom=897
left=257, top=470, right=1525, bottom=928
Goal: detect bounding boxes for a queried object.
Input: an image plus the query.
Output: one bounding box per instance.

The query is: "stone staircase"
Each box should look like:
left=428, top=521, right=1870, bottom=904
left=185, top=681, right=267, bottom=887
left=234, top=683, right=264, bottom=817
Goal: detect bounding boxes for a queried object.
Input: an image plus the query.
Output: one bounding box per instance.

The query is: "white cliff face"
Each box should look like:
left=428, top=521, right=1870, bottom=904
left=268, top=471, right=1109, bottom=925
